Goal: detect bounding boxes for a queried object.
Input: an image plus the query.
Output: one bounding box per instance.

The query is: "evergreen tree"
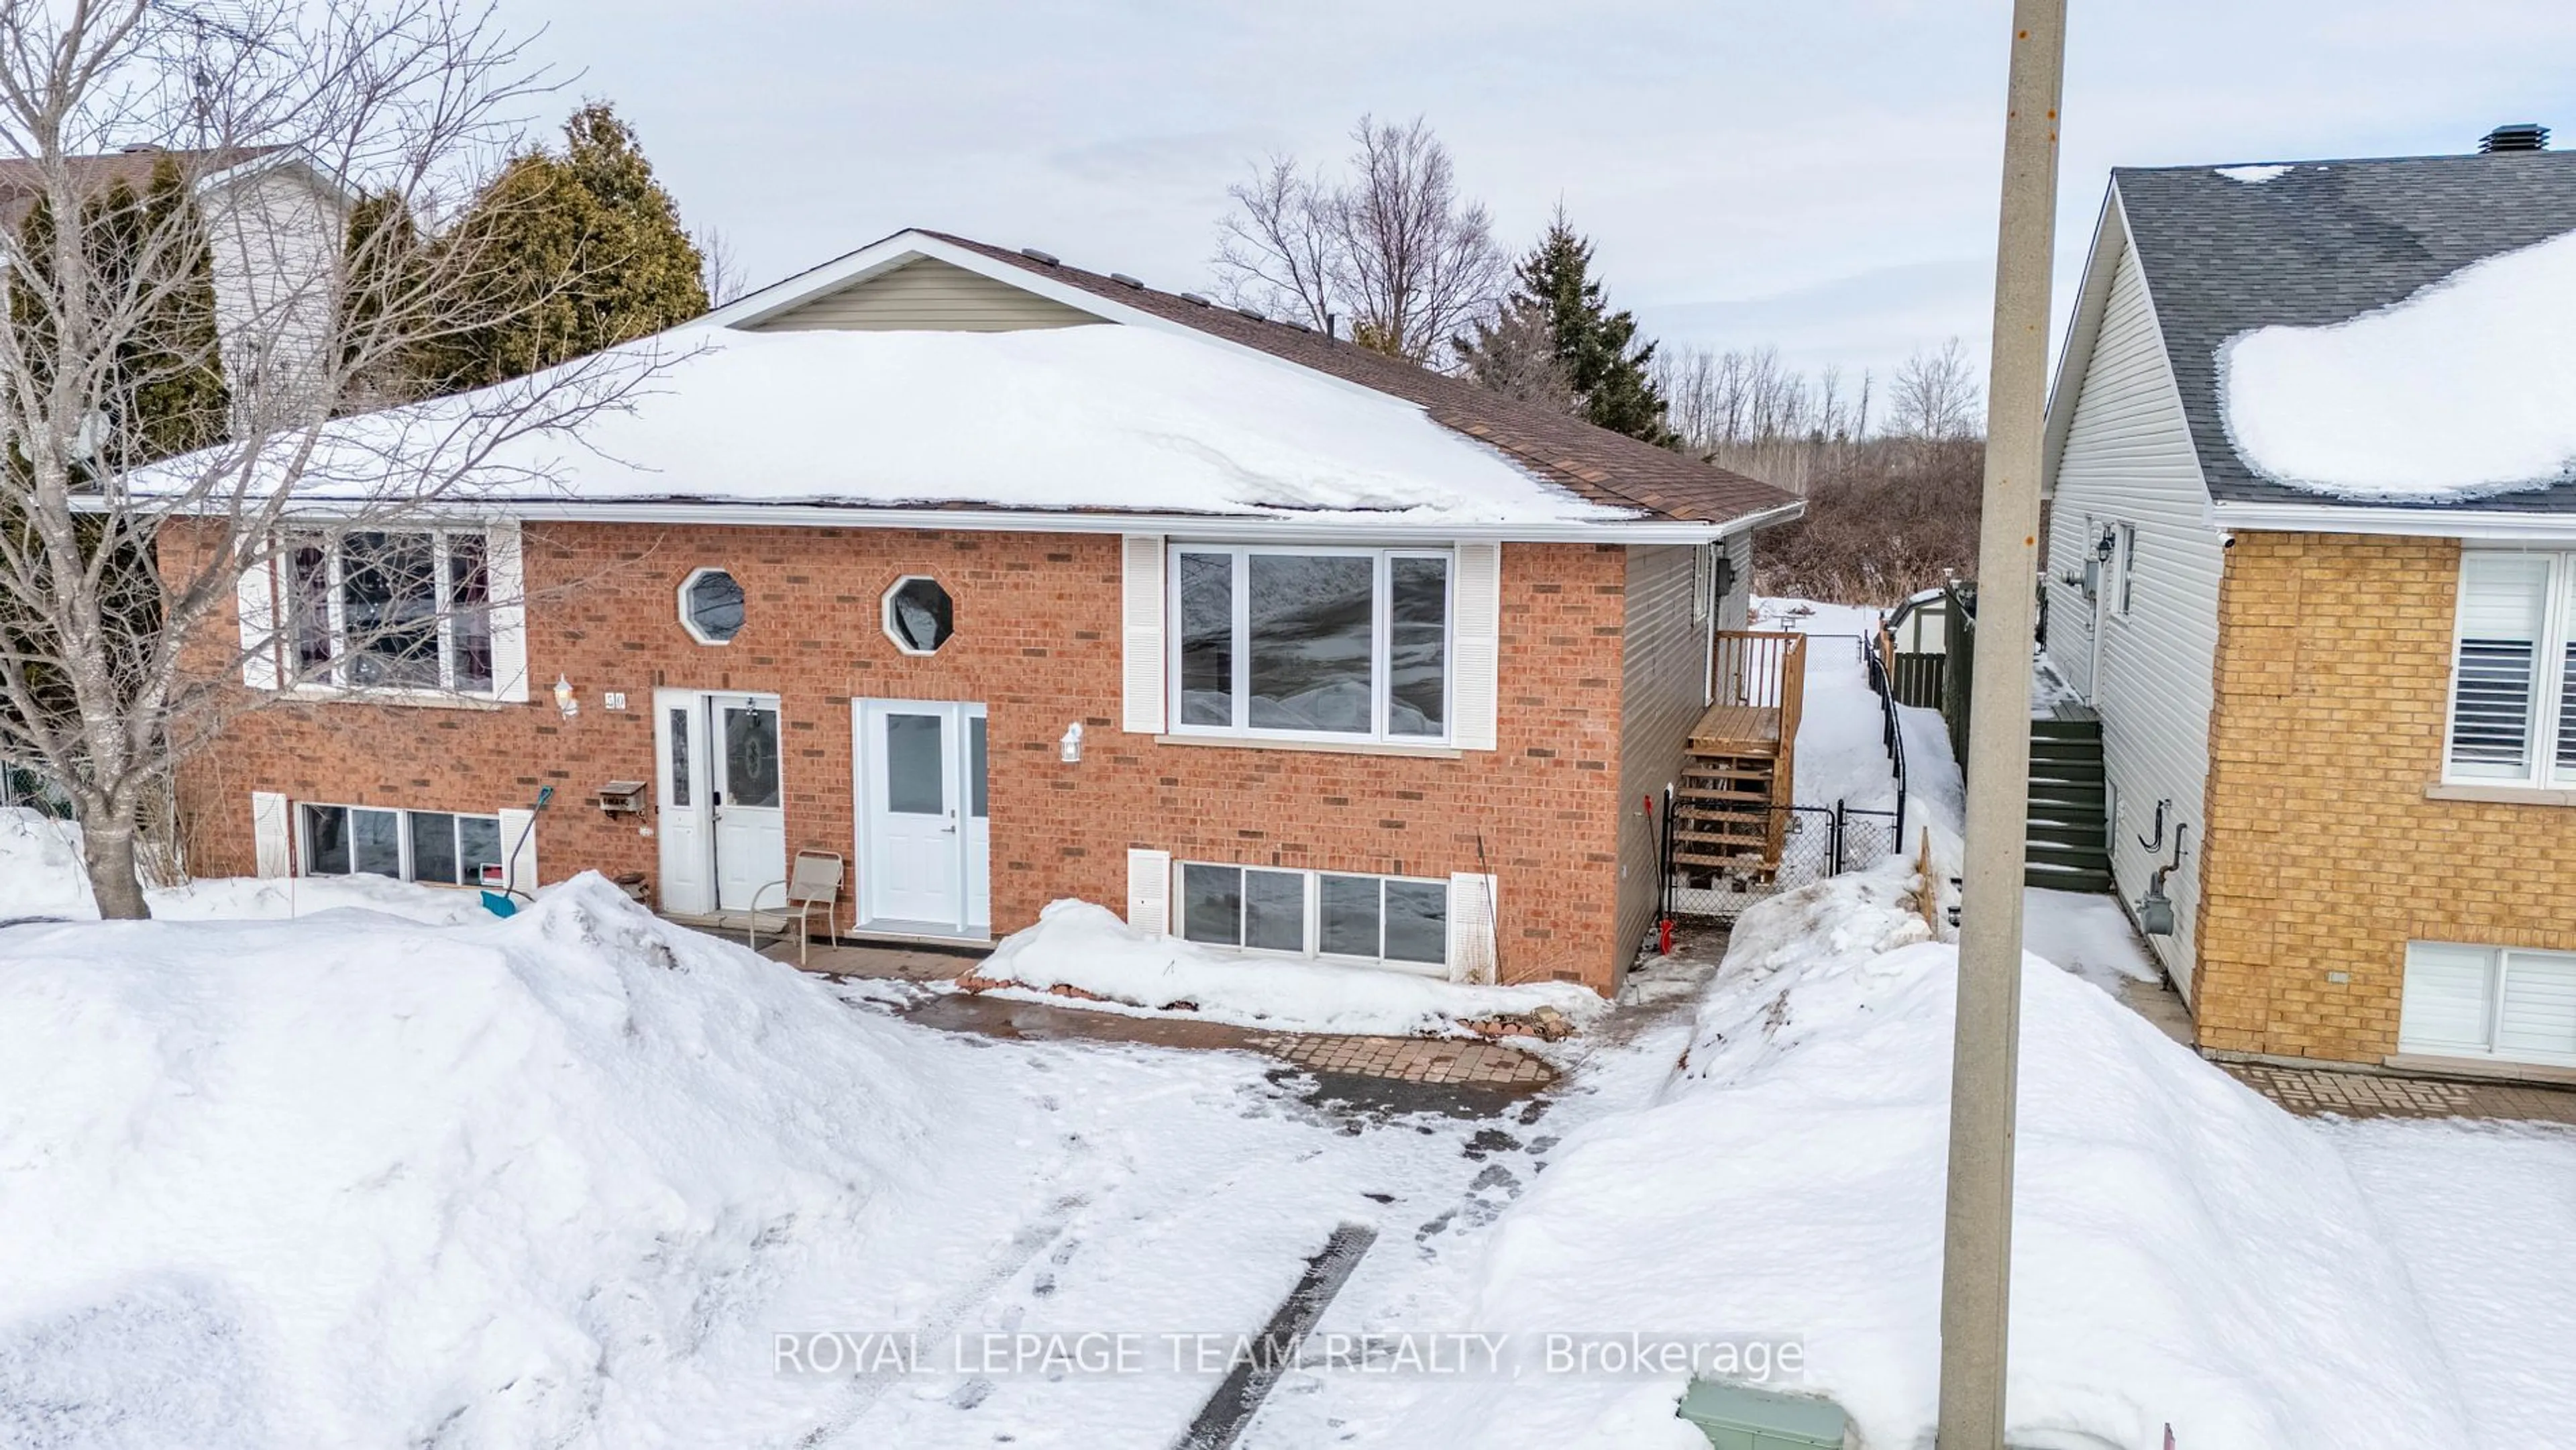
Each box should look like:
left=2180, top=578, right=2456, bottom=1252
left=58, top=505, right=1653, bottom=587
left=1462, top=209, right=1675, bottom=446
left=11, top=156, right=230, bottom=466
left=436, top=102, right=709, bottom=390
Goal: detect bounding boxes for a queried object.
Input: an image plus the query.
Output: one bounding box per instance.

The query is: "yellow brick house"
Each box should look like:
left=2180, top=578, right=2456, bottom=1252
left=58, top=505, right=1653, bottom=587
left=2041, top=127, right=2576, bottom=1083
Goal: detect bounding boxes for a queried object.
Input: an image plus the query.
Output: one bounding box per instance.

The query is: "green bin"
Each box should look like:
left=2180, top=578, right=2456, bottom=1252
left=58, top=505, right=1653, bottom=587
left=1674, top=1379, right=1848, bottom=1450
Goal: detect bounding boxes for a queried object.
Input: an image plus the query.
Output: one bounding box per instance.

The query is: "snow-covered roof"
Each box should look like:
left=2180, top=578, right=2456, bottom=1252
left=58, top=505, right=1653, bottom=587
left=237, top=324, right=1666, bottom=533
left=2053, top=150, right=2576, bottom=520
left=2221, top=227, right=2576, bottom=501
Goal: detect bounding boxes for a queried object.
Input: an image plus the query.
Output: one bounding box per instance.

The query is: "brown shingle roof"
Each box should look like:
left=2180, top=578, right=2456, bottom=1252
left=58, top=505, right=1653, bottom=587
left=0, top=145, right=283, bottom=229
left=926, top=231, right=1799, bottom=529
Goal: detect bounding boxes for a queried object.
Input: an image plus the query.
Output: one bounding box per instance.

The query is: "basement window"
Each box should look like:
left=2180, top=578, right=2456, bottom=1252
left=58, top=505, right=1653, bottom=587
left=1177, top=862, right=1447, bottom=972
left=301, top=802, right=502, bottom=885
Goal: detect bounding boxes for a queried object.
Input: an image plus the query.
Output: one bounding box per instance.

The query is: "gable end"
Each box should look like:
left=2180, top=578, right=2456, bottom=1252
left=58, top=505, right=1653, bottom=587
left=743, top=255, right=1107, bottom=333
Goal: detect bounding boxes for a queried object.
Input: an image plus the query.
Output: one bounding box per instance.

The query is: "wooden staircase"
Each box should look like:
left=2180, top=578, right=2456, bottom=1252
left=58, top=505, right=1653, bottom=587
left=1672, top=632, right=1805, bottom=880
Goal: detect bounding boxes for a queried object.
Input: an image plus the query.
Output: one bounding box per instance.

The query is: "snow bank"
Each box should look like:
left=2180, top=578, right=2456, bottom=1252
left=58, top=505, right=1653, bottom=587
left=1399, top=862, right=2473, bottom=1449
left=170, top=324, right=1627, bottom=527
left=2221, top=227, right=2576, bottom=499
left=0, top=874, right=954, bottom=1445
left=2215, top=164, right=2292, bottom=184
left=2023, top=886, right=2160, bottom=994
left=965, top=898, right=1604, bottom=1038
left=0, top=807, right=486, bottom=926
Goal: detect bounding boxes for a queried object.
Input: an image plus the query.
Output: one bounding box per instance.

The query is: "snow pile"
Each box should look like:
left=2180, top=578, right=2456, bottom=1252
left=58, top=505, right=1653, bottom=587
left=964, top=898, right=1605, bottom=1037
left=170, top=324, right=1627, bottom=527
left=0, top=874, right=957, bottom=1445
left=2221, top=227, right=2576, bottom=499
left=0, top=807, right=486, bottom=926
left=0, top=809, right=93, bottom=921
left=2215, top=163, right=2293, bottom=184
left=1399, top=860, right=2473, bottom=1449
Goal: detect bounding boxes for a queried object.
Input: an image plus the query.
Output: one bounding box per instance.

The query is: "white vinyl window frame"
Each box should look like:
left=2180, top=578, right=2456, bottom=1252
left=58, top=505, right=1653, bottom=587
left=2401, top=940, right=2576, bottom=1068
left=2440, top=549, right=2576, bottom=789
left=285, top=528, right=497, bottom=696
left=1174, top=860, right=1451, bottom=976
left=1164, top=543, right=1456, bottom=745
left=295, top=800, right=504, bottom=886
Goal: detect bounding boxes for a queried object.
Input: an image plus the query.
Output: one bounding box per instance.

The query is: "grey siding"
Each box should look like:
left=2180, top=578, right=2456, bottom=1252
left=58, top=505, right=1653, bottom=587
left=1616, top=543, right=1708, bottom=986
left=745, top=256, right=1106, bottom=333
left=2041, top=206, right=2224, bottom=1002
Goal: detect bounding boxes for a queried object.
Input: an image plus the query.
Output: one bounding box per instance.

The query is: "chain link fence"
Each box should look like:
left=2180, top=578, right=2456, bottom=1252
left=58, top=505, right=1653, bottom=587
left=1668, top=801, right=1902, bottom=920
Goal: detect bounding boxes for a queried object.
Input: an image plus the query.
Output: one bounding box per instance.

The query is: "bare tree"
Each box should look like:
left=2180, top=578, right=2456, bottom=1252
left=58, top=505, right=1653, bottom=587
left=1654, top=344, right=1874, bottom=493
left=1210, top=114, right=1503, bottom=366
left=1887, top=336, right=1982, bottom=441
left=1213, top=155, right=1337, bottom=332
left=0, top=0, right=651, bottom=916
left=695, top=224, right=747, bottom=307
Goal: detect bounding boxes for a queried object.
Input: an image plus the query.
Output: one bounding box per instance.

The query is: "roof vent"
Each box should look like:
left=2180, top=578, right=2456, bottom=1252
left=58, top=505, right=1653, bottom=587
left=1018, top=247, right=1061, bottom=266
left=1179, top=292, right=1213, bottom=307
left=1108, top=272, right=1145, bottom=290
left=1234, top=306, right=1265, bottom=321
left=2480, top=123, right=2549, bottom=154
left=119, top=142, right=161, bottom=154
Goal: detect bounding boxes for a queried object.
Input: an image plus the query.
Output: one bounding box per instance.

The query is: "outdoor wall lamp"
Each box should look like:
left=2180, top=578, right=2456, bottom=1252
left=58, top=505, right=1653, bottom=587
left=1059, top=722, right=1083, bottom=763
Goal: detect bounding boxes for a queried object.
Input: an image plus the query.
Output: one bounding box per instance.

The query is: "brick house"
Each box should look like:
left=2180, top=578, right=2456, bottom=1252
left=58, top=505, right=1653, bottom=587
left=184, top=229, right=1802, bottom=994
left=2041, top=133, right=2576, bottom=1080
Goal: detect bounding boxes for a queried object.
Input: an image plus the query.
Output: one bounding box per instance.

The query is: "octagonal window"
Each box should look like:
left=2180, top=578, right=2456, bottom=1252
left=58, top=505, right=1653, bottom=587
left=883, top=576, right=955, bottom=654
left=680, top=568, right=744, bottom=644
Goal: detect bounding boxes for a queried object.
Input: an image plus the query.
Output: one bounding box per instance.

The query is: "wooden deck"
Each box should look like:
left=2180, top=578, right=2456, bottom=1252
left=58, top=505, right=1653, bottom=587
left=1689, top=702, right=1782, bottom=752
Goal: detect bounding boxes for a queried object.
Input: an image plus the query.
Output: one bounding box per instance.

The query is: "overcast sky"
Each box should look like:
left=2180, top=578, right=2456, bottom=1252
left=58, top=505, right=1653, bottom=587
left=515, top=0, right=2576, bottom=395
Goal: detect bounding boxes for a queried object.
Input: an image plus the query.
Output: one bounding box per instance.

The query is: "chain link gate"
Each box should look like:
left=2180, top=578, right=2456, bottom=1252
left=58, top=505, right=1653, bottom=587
left=1664, top=799, right=1904, bottom=921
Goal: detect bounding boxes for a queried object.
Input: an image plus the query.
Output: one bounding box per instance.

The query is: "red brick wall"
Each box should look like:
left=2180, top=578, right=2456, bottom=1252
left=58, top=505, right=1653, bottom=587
left=177, top=523, right=1644, bottom=990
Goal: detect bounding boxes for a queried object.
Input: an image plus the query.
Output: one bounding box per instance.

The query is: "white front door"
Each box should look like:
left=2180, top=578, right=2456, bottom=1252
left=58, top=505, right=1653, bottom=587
left=710, top=694, right=787, bottom=911
left=653, top=689, right=714, bottom=915
left=854, top=699, right=989, bottom=936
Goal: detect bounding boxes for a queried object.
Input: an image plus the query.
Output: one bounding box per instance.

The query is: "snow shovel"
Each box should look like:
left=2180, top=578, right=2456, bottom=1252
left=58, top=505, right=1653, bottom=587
left=481, top=785, right=554, bottom=917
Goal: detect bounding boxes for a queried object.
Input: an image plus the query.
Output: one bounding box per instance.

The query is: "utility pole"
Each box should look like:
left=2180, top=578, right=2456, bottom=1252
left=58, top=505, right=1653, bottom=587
left=1937, top=2, right=2066, bottom=1447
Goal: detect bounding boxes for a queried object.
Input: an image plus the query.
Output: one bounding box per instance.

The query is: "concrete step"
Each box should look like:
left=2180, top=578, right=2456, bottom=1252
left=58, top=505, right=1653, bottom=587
left=2025, top=860, right=2114, bottom=892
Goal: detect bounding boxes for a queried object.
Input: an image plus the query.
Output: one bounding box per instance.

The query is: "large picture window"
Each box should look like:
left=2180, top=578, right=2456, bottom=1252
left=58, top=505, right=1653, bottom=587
left=287, top=530, right=493, bottom=692
left=301, top=802, right=503, bottom=886
left=1170, top=546, right=1450, bottom=742
left=1178, top=862, right=1447, bottom=973
left=2445, top=551, right=2576, bottom=788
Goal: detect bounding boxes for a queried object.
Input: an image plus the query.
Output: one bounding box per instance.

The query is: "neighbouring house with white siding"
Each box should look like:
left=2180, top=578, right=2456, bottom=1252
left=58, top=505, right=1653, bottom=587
left=2041, top=129, right=2576, bottom=1080
left=0, top=146, right=351, bottom=421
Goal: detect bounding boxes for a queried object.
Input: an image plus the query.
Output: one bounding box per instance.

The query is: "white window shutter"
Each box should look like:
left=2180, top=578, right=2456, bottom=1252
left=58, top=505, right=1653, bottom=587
left=235, top=547, right=280, bottom=689
left=496, top=808, right=538, bottom=894
left=1122, top=534, right=1166, bottom=733
left=250, top=791, right=290, bottom=878
left=2400, top=943, right=2496, bottom=1055
left=486, top=519, right=530, bottom=703
left=1448, top=872, right=1499, bottom=984
left=1126, top=848, right=1171, bottom=935
left=1452, top=541, right=1501, bottom=750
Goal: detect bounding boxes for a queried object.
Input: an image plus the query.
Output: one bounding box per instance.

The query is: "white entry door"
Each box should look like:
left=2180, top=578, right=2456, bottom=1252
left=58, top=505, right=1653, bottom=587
left=653, top=689, right=715, bottom=915
left=710, top=694, right=787, bottom=911
left=854, top=700, right=989, bottom=937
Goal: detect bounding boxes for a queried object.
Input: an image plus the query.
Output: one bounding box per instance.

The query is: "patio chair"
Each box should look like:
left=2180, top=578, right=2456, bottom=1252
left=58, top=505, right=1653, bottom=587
left=740, top=850, right=844, bottom=966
